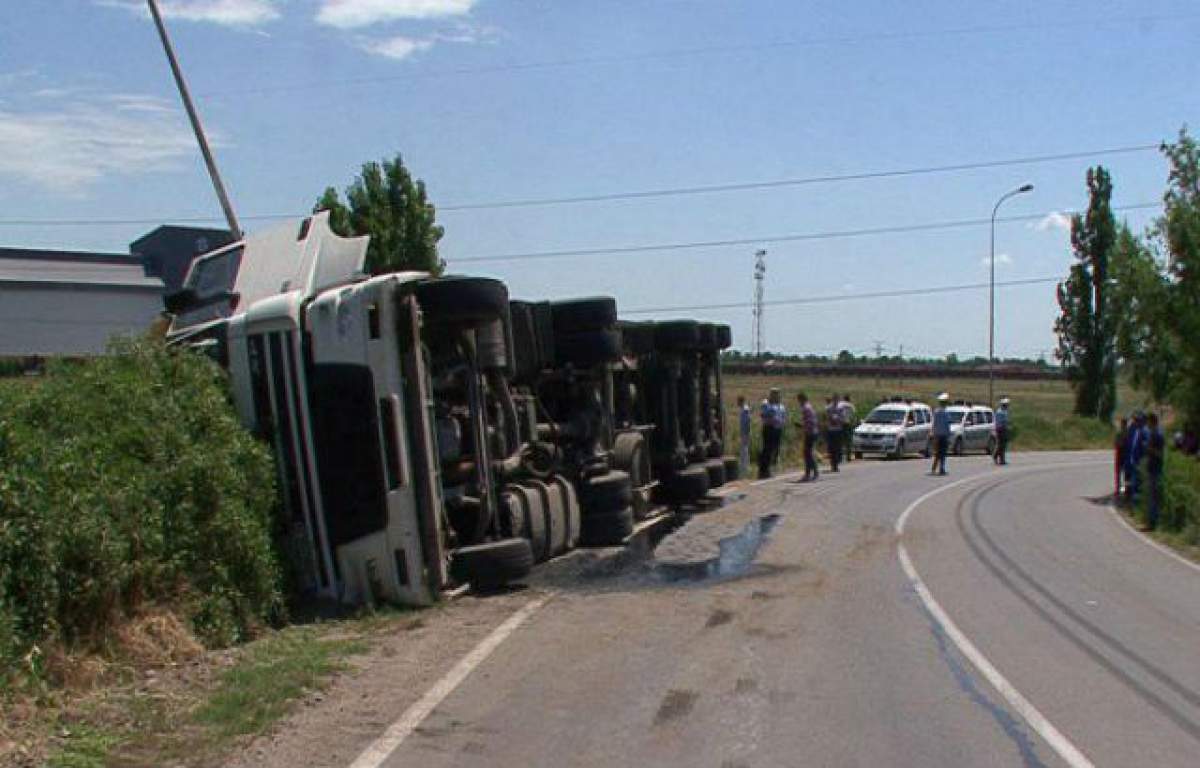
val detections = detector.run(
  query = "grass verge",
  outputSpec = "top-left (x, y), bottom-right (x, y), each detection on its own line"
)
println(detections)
top-left (36, 608), bottom-right (421, 768)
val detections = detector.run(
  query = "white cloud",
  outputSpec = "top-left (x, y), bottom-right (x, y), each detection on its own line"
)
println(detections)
top-left (980, 252), bottom-right (1014, 268)
top-left (96, 0), bottom-right (281, 27)
top-left (360, 35), bottom-right (435, 60)
top-left (1031, 211), bottom-right (1073, 233)
top-left (316, 0), bottom-right (477, 29)
top-left (0, 92), bottom-right (200, 193)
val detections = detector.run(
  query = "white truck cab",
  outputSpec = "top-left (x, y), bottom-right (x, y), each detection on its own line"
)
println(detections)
top-left (852, 400), bottom-right (933, 459)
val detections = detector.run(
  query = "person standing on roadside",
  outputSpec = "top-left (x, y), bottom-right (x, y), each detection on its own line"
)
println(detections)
top-left (839, 393), bottom-right (857, 463)
top-left (824, 394), bottom-right (843, 472)
top-left (738, 395), bottom-right (751, 480)
top-left (931, 392), bottom-right (952, 476)
top-left (1144, 412), bottom-right (1165, 531)
top-left (994, 397), bottom-right (1011, 465)
top-left (1126, 411), bottom-right (1147, 501)
top-left (797, 392), bottom-right (820, 481)
top-left (1114, 417), bottom-right (1129, 498)
top-left (758, 388), bottom-right (785, 479)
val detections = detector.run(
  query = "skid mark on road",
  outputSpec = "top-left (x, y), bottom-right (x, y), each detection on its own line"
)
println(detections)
top-left (961, 484), bottom-right (1200, 741)
top-left (895, 462), bottom-right (1102, 768)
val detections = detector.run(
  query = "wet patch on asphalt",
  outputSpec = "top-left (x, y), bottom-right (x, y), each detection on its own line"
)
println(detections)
top-left (653, 689), bottom-right (700, 725)
top-left (922, 603), bottom-right (1047, 768)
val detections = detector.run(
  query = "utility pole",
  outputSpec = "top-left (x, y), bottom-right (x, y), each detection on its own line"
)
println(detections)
top-left (752, 249), bottom-right (767, 358)
top-left (146, 0), bottom-right (243, 240)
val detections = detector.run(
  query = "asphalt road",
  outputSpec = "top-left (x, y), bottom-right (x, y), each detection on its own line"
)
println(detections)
top-left (376, 451), bottom-right (1200, 767)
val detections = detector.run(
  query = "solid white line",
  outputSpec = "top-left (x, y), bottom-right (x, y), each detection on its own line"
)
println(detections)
top-left (346, 593), bottom-right (553, 768)
top-left (1106, 503), bottom-right (1200, 575)
top-left (895, 463), bottom-right (1102, 768)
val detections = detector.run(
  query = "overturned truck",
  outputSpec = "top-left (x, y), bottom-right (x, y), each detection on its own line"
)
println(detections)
top-left (166, 214), bottom-right (735, 605)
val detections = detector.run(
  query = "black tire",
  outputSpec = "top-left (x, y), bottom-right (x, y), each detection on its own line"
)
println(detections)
top-left (654, 320), bottom-right (700, 351)
top-left (415, 276), bottom-right (508, 326)
top-left (580, 506), bottom-right (634, 546)
top-left (723, 456), bottom-right (740, 481)
top-left (987, 435), bottom-right (997, 456)
top-left (508, 301), bottom-right (543, 380)
top-left (715, 324), bottom-right (732, 350)
top-left (703, 457), bottom-right (726, 488)
top-left (658, 463), bottom-right (710, 504)
top-left (554, 328), bottom-right (623, 368)
top-left (550, 297), bottom-right (617, 333)
top-left (854, 451), bottom-right (863, 460)
top-left (450, 538), bottom-right (534, 591)
top-left (619, 321), bottom-right (656, 356)
top-left (578, 470), bottom-right (633, 515)
top-left (527, 479), bottom-right (563, 560)
top-left (697, 323), bottom-right (717, 349)
top-left (519, 484), bottom-right (549, 562)
top-left (612, 432), bottom-right (650, 488)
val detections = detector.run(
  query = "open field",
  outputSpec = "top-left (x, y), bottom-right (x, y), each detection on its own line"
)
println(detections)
top-left (722, 372), bottom-right (1142, 472)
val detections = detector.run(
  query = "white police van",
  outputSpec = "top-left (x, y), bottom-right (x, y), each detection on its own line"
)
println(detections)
top-left (852, 399), bottom-right (933, 459)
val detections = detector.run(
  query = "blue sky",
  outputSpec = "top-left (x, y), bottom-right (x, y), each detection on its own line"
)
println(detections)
top-left (1, 0), bottom-right (1197, 359)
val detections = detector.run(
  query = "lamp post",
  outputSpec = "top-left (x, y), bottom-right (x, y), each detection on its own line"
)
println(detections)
top-left (989, 183), bottom-right (1034, 406)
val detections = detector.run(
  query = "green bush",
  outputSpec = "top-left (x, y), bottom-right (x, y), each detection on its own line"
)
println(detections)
top-left (1140, 452), bottom-right (1200, 542)
top-left (0, 338), bottom-right (283, 677)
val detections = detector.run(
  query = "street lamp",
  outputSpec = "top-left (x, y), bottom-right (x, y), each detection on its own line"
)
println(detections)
top-left (989, 183), bottom-right (1034, 406)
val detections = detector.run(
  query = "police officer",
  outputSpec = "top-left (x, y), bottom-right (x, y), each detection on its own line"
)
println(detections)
top-left (994, 397), bottom-right (1010, 465)
top-left (931, 393), bottom-right (952, 476)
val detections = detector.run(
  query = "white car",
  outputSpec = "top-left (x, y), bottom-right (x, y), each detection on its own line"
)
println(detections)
top-left (946, 404), bottom-right (997, 456)
top-left (852, 401), bottom-right (933, 459)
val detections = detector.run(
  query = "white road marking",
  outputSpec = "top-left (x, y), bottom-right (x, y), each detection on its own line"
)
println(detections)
top-left (346, 593), bottom-right (553, 768)
top-left (895, 463), bottom-right (1102, 768)
top-left (1106, 503), bottom-right (1200, 575)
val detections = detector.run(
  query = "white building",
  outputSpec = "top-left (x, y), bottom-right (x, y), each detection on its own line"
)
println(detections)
top-left (0, 248), bottom-right (165, 357)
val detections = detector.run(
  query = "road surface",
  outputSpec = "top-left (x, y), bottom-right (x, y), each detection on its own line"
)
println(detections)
top-left (349, 452), bottom-right (1200, 767)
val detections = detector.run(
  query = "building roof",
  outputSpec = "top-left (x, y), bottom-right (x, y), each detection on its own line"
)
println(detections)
top-left (0, 247), bottom-right (163, 292)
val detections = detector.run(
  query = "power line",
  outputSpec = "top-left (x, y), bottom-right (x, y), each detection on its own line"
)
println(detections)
top-left (438, 144), bottom-right (1158, 212)
top-left (0, 144), bottom-right (1167, 228)
top-left (621, 276), bottom-right (1061, 315)
top-left (195, 12), bottom-right (1200, 100)
top-left (453, 203), bottom-right (1160, 264)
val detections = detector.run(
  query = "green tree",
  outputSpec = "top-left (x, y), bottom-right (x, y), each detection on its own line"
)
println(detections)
top-left (1055, 166), bottom-right (1118, 420)
top-left (1109, 224), bottom-right (1176, 403)
top-left (316, 154), bottom-right (445, 275)
top-left (1156, 129), bottom-right (1200, 424)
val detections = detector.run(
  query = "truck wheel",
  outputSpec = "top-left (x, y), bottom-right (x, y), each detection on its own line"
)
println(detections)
top-left (697, 323), bottom-right (717, 349)
top-left (450, 538), bottom-right (534, 592)
top-left (723, 456), bottom-right (740, 480)
top-left (529, 479), bottom-right (566, 559)
top-left (415, 276), bottom-right (508, 326)
top-left (550, 297), bottom-right (617, 333)
top-left (518, 484), bottom-right (549, 562)
top-left (552, 476), bottom-right (581, 550)
top-left (554, 328), bottom-right (623, 368)
top-left (612, 432), bottom-right (650, 488)
top-left (500, 488), bottom-right (528, 540)
top-left (579, 470), bottom-right (633, 515)
top-left (580, 506), bottom-right (635, 546)
top-left (703, 457), bottom-right (726, 488)
top-left (619, 322), bottom-right (655, 356)
top-left (508, 301), bottom-right (543, 381)
top-left (715, 324), bottom-right (733, 349)
top-left (654, 320), bottom-right (700, 351)
top-left (658, 463), bottom-right (710, 504)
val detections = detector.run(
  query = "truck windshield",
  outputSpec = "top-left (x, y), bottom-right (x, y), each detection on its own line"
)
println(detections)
top-left (865, 408), bottom-right (906, 425)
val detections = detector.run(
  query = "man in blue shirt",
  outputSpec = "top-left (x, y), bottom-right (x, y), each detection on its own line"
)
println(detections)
top-left (1144, 412), bottom-right (1165, 531)
top-left (931, 393), bottom-right (952, 476)
top-left (994, 398), bottom-right (1010, 465)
